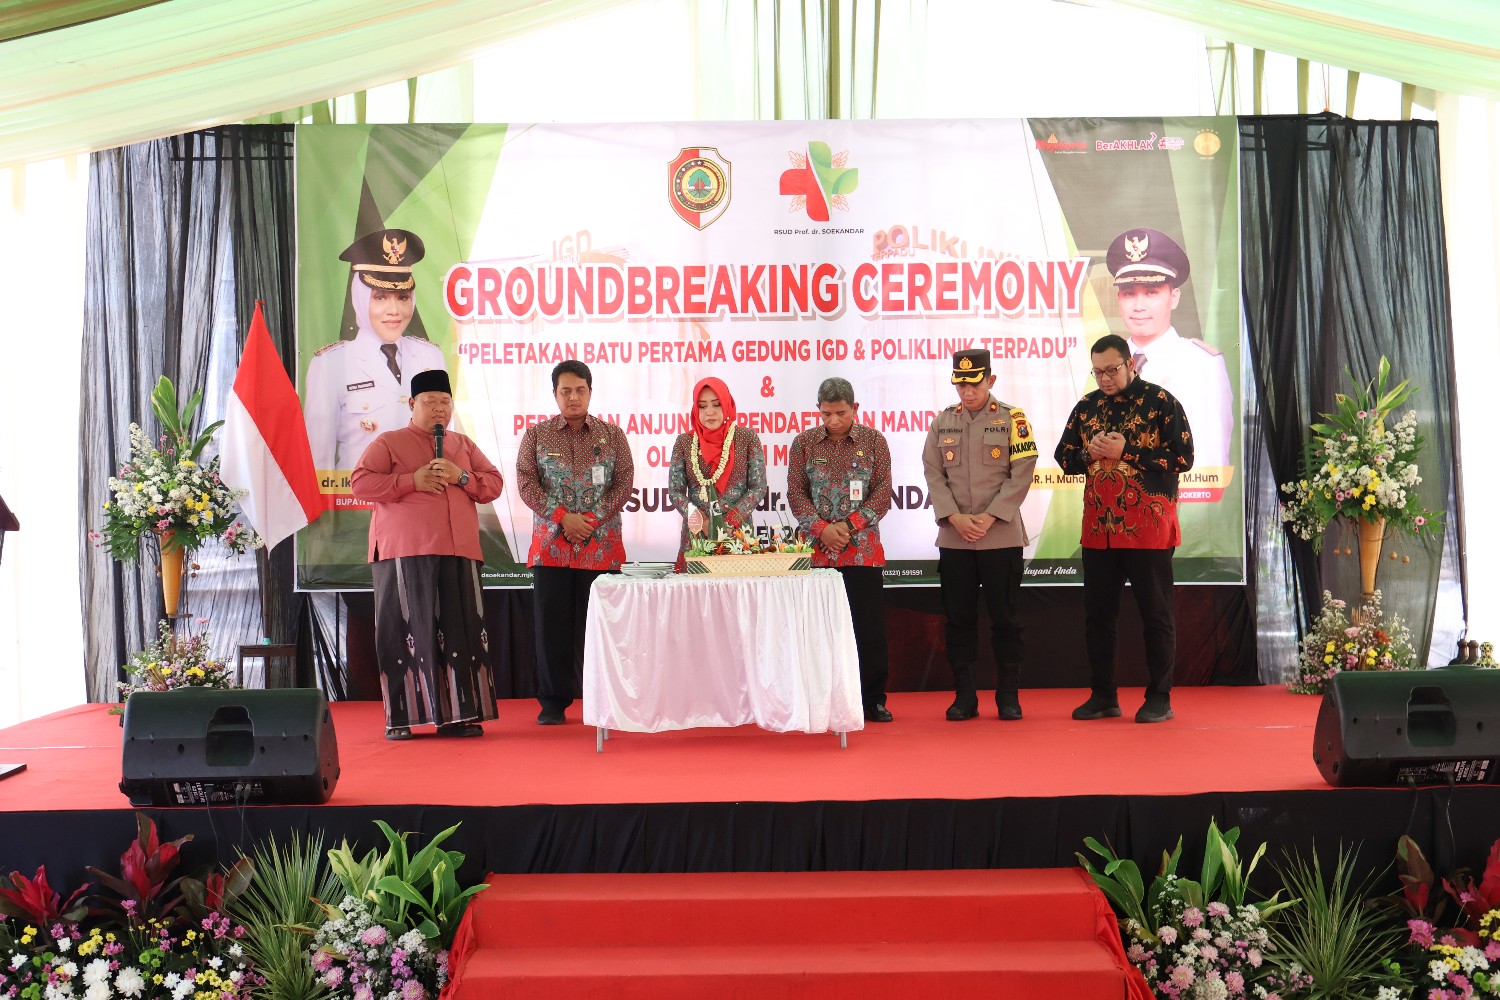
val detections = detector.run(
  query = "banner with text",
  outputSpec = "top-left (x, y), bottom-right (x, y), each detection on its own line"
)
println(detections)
top-left (294, 119), bottom-right (1243, 589)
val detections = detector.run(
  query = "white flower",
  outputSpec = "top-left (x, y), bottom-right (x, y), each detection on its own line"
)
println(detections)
top-left (10, 953), bottom-right (26, 970)
top-left (114, 967), bottom-right (147, 997)
top-left (84, 984), bottom-right (111, 1000)
top-left (163, 972), bottom-right (180, 988)
top-left (1376, 988), bottom-right (1405, 1000)
top-left (1430, 958), bottom-right (1450, 980)
top-left (82, 959), bottom-right (111, 986)
top-left (172, 979), bottom-right (194, 1000)
top-left (54, 936), bottom-right (72, 953)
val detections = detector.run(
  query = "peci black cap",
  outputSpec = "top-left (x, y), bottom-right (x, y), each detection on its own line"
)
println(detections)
top-left (1106, 228), bottom-right (1190, 287)
top-left (340, 229), bottom-right (426, 291)
top-left (951, 348), bottom-right (991, 384)
top-left (410, 368), bottom-right (452, 397)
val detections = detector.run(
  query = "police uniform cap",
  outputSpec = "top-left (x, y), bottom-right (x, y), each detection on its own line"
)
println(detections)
top-left (410, 368), bottom-right (452, 397)
top-left (340, 229), bottom-right (426, 291)
top-left (1106, 228), bottom-right (1190, 287)
top-left (951, 348), bottom-right (991, 384)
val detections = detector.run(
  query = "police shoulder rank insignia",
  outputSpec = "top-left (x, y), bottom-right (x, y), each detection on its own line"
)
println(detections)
top-left (990, 446), bottom-right (1002, 459)
top-left (1189, 338), bottom-right (1223, 356)
top-left (313, 340), bottom-right (346, 357)
top-left (941, 436), bottom-right (956, 445)
top-left (1008, 407), bottom-right (1038, 458)
top-left (989, 402), bottom-right (999, 412)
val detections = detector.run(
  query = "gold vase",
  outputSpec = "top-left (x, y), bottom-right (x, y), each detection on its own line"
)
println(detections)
top-left (1356, 515), bottom-right (1385, 604)
top-left (158, 531), bottom-right (185, 616)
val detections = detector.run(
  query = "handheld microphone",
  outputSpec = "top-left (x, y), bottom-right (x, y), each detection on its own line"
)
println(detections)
top-left (433, 423), bottom-right (445, 459)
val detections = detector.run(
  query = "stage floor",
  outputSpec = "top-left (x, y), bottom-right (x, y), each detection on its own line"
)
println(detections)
top-left (1, 687), bottom-right (1328, 813)
top-left (4, 686), bottom-right (1498, 881)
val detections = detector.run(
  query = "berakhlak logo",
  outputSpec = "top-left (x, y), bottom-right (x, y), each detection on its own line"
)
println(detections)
top-left (669, 148), bottom-right (731, 229)
top-left (779, 141), bottom-right (858, 222)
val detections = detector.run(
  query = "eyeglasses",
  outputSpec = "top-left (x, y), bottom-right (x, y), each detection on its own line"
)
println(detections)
top-left (1090, 362), bottom-right (1128, 381)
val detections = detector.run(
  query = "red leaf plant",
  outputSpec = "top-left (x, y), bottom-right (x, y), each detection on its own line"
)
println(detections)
top-left (1442, 837), bottom-right (1500, 930)
top-left (85, 811), bottom-right (193, 923)
top-left (0, 865), bottom-right (89, 925)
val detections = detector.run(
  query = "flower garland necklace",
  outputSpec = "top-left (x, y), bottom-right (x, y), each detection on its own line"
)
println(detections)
top-left (690, 424), bottom-right (736, 503)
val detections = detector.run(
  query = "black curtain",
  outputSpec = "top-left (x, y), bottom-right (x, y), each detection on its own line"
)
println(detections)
top-left (79, 127), bottom-right (355, 700)
top-left (1239, 115), bottom-right (1466, 675)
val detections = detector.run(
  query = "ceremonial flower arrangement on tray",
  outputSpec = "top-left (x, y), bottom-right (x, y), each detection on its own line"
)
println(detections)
top-left (1288, 590), bottom-right (1416, 695)
top-left (1278, 357), bottom-right (1440, 547)
top-left (97, 376), bottom-right (260, 561)
top-left (685, 516), bottom-right (815, 576)
top-left (117, 618), bottom-right (235, 703)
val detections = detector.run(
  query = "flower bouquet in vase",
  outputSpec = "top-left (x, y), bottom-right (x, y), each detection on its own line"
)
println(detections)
top-left (97, 376), bottom-right (260, 616)
top-left (1289, 590), bottom-right (1417, 694)
top-left (1278, 357), bottom-right (1440, 603)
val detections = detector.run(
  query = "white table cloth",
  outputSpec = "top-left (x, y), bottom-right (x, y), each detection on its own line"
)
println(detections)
top-left (582, 569), bottom-right (865, 736)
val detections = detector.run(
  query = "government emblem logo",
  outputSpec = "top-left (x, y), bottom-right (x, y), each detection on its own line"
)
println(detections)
top-left (669, 148), bottom-right (732, 230)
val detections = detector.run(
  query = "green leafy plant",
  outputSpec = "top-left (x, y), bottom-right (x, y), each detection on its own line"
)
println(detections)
top-left (325, 820), bottom-right (487, 949)
top-left (228, 830), bottom-right (342, 1000)
top-left (1268, 843), bottom-right (1410, 998)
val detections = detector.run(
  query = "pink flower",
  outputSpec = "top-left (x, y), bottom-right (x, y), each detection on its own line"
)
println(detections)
top-left (1225, 971), bottom-right (1244, 994)
top-left (1206, 902), bottom-right (1229, 919)
top-left (401, 981), bottom-right (427, 1000)
top-left (1159, 926), bottom-right (1178, 945)
top-left (322, 966), bottom-right (344, 988)
top-left (360, 925), bottom-right (387, 947)
top-left (1416, 516), bottom-right (1427, 526)
top-left (1246, 948), bottom-right (1263, 968)
top-left (1182, 907), bottom-right (1204, 928)
top-left (1170, 965), bottom-right (1195, 988)
top-left (1199, 944), bottom-right (1219, 962)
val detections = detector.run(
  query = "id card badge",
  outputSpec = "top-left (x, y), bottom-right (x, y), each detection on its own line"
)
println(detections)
top-left (591, 464), bottom-right (606, 486)
top-left (849, 479), bottom-right (863, 504)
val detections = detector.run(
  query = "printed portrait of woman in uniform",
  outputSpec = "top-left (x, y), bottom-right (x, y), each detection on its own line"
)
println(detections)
top-left (302, 228), bottom-right (447, 472)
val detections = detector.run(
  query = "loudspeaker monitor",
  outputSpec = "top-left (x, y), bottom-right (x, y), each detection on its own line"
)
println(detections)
top-left (120, 688), bottom-right (340, 806)
top-left (1313, 668), bottom-right (1500, 787)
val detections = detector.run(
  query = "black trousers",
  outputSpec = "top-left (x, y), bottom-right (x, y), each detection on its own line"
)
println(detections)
top-left (1081, 547), bottom-right (1176, 699)
top-left (937, 546), bottom-right (1025, 690)
top-left (836, 566), bottom-right (889, 711)
top-left (531, 565), bottom-right (608, 711)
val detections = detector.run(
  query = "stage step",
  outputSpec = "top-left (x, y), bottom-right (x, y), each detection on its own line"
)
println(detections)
top-left (446, 869), bottom-right (1131, 999)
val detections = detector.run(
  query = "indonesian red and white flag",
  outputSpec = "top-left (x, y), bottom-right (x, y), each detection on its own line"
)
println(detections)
top-left (220, 302), bottom-right (322, 551)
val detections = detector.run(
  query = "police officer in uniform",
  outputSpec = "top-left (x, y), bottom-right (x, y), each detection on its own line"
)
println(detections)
top-left (922, 350), bottom-right (1039, 721)
top-left (304, 229), bottom-right (448, 472)
top-left (1107, 227), bottom-right (1234, 472)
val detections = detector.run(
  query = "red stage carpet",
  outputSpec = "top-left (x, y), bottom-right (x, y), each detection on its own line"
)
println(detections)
top-left (0, 687), bottom-right (1326, 813)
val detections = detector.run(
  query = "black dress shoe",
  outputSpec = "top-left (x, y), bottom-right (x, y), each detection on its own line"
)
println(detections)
top-left (437, 721), bottom-right (484, 737)
top-left (864, 705), bottom-right (893, 723)
top-left (536, 707), bottom-right (566, 726)
top-left (996, 695), bottom-right (1023, 721)
top-left (1071, 694), bottom-right (1122, 720)
top-left (1135, 697), bottom-right (1174, 724)
top-left (945, 694), bottom-right (979, 721)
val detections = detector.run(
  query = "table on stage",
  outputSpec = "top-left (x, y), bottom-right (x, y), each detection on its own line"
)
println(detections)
top-left (582, 569), bottom-right (865, 749)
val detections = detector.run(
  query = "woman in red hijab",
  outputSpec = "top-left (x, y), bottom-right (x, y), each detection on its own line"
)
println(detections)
top-left (667, 377), bottom-right (767, 570)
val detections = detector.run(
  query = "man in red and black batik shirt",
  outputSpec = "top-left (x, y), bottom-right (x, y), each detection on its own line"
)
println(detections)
top-left (787, 377), bottom-right (894, 723)
top-left (1054, 334), bottom-right (1194, 724)
top-left (515, 360), bottom-right (635, 726)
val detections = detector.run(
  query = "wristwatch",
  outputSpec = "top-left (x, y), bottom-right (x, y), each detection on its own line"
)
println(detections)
top-left (457, 469), bottom-right (470, 487)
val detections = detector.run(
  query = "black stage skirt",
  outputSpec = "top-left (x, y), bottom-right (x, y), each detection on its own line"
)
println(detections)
top-left (371, 555), bottom-right (499, 729)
